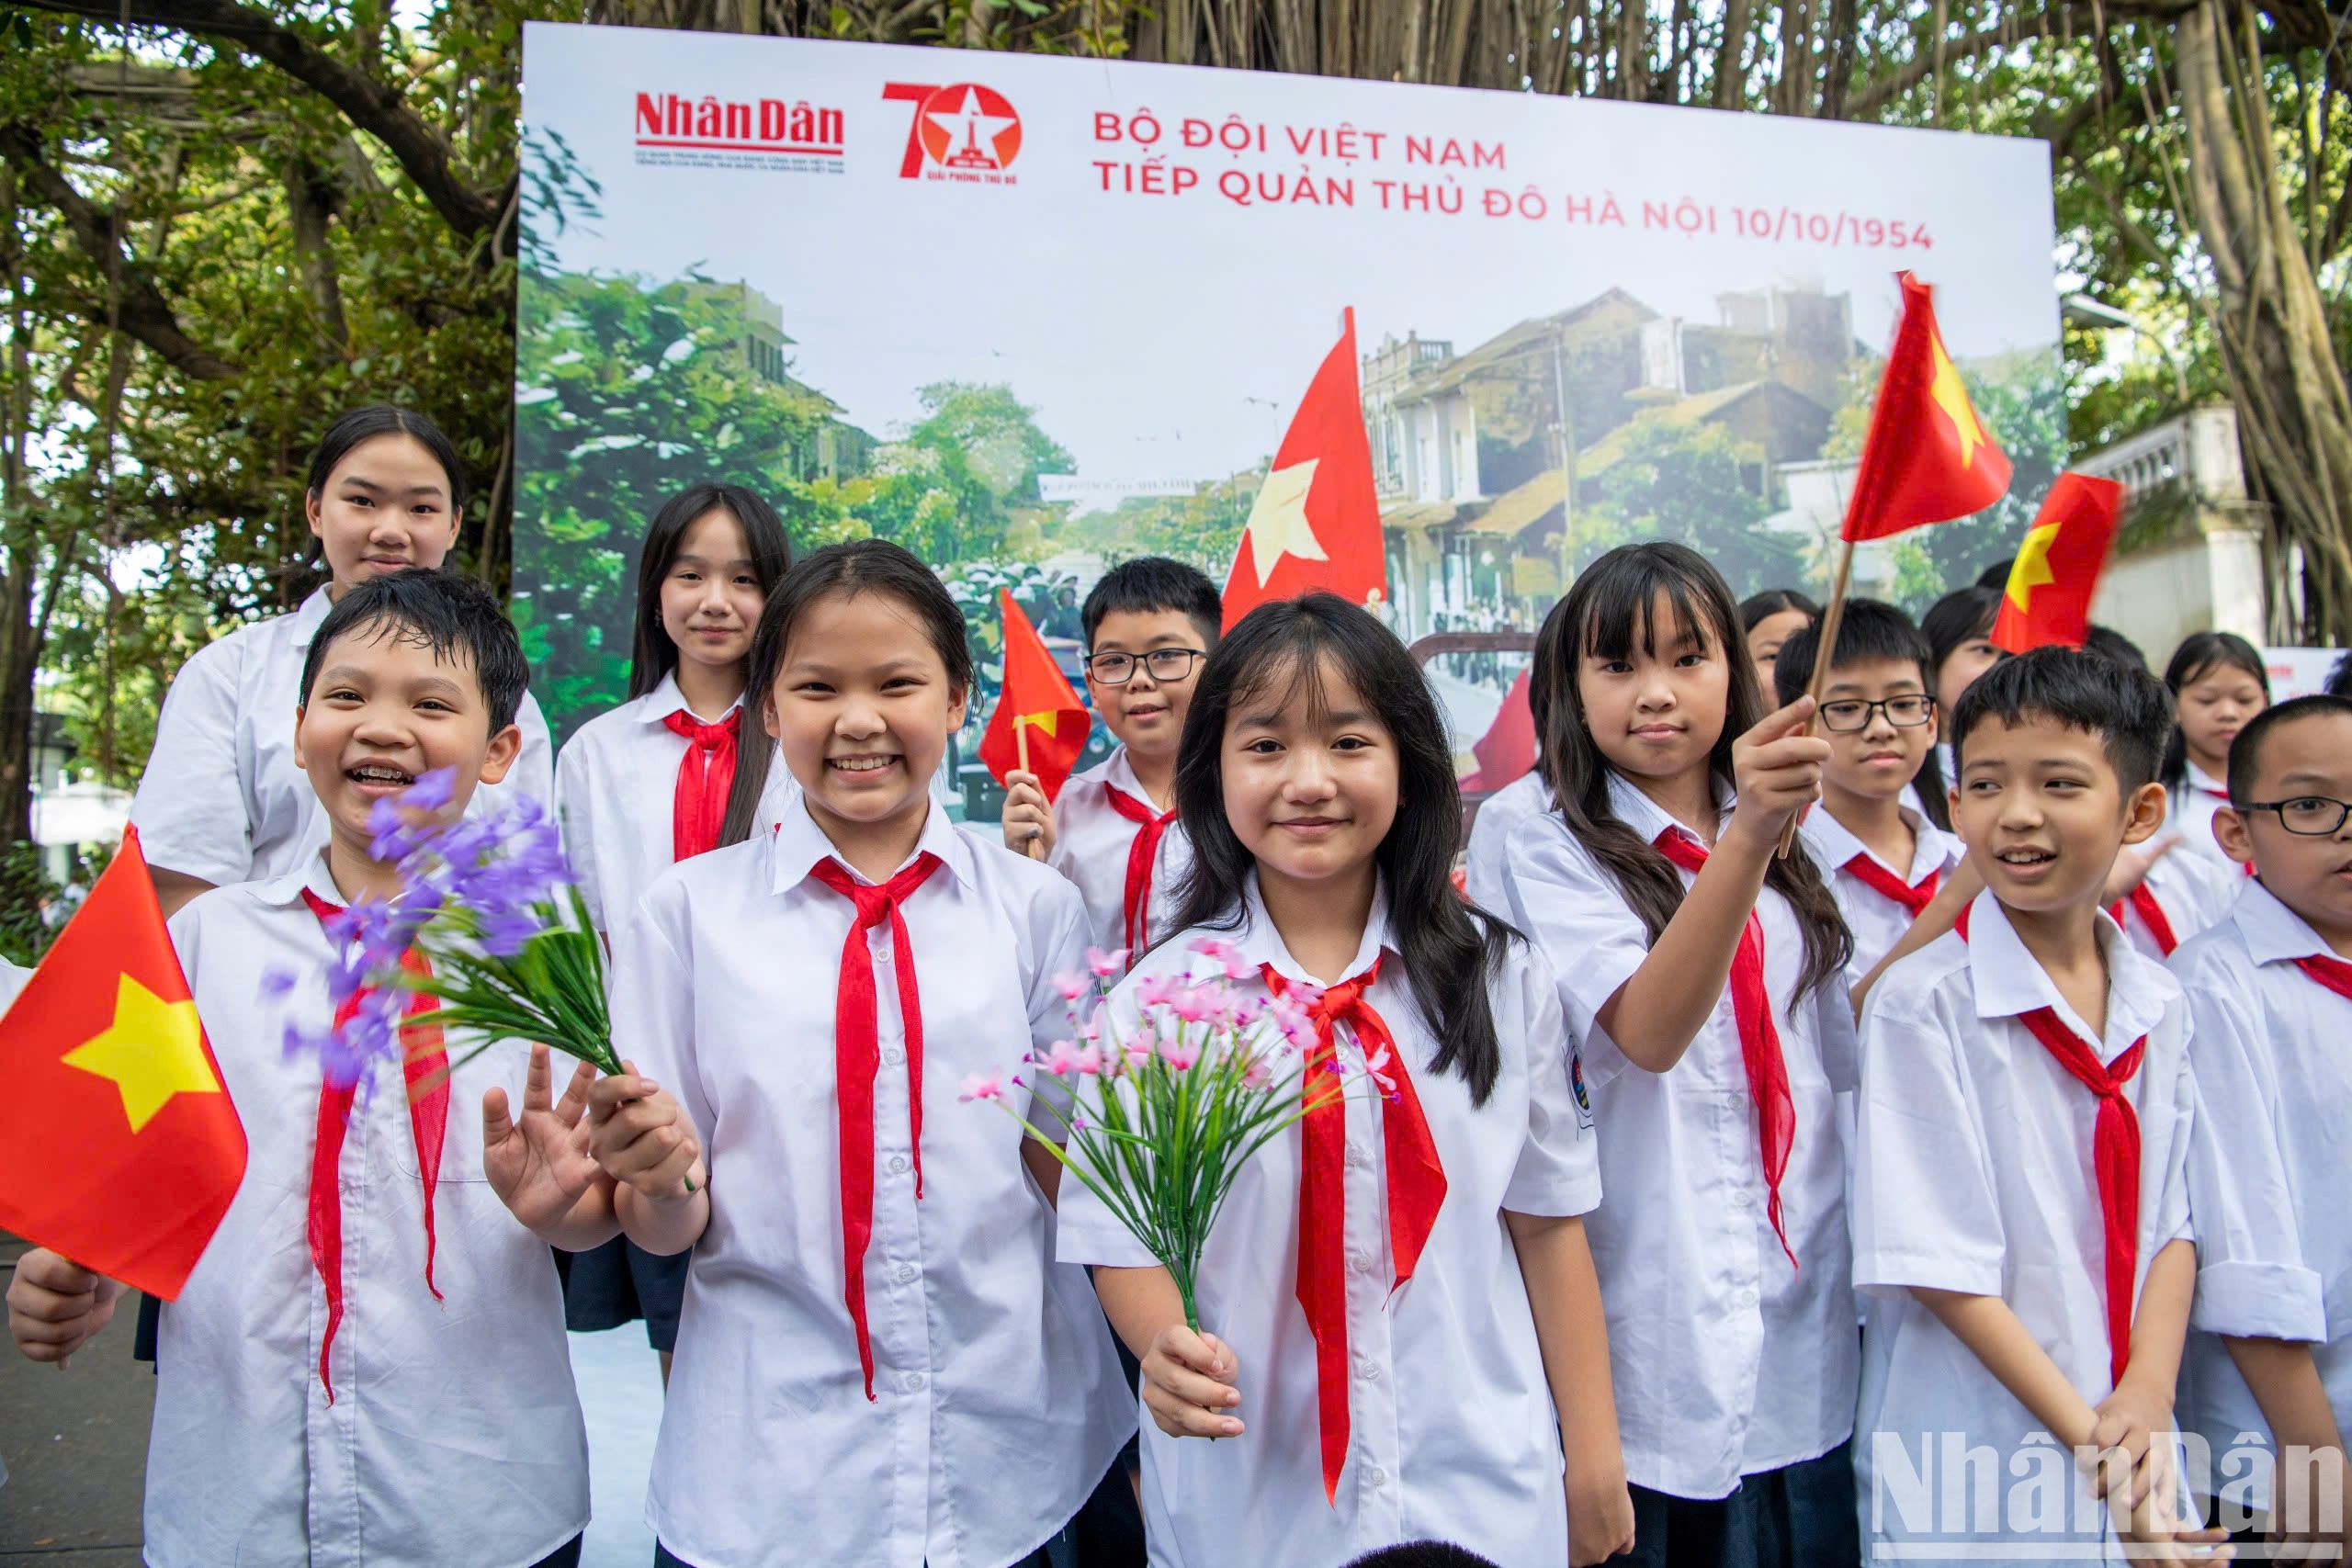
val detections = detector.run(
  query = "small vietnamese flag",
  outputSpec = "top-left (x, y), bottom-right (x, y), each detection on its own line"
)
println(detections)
top-left (1840, 273), bottom-right (2014, 542)
top-left (0, 825), bottom-right (245, 1298)
top-left (978, 588), bottom-right (1092, 802)
top-left (1221, 308), bottom-right (1388, 630)
top-left (1990, 474), bottom-right (2126, 653)
top-left (1459, 669), bottom-right (1537, 794)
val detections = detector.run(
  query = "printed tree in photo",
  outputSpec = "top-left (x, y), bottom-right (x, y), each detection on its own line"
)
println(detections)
top-left (1586, 418), bottom-right (1807, 601)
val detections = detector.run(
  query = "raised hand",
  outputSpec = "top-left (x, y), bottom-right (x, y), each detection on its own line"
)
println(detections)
top-left (483, 1043), bottom-right (605, 1236)
top-left (6, 1248), bottom-right (123, 1368)
top-left (1727, 695), bottom-right (1831, 850)
top-left (1001, 771), bottom-right (1056, 862)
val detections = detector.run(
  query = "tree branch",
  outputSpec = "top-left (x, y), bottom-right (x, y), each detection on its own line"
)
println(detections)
top-left (0, 127), bottom-right (241, 381)
top-left (20, 0), bottom-right (501, 239)
top-left (1845, 0), bottom-right (2191, 118)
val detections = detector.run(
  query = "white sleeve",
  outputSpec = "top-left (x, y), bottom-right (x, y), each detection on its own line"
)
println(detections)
top-left (606, 882), bottom-right (712, 1166)
top-left (130, 639), bottom-right (255, 886)
top-left (493, 688), bottom-right (558, 807)
top-left (553, 735), bottom-right (605, 934)
top-left (1497, 812), bottom-right (1652, 1090)
top-left (1500, 941), bottom-right (1603, 1218)
top-left (2179, 956), bottom-right (2324, 1341)
top-left (1017, 872), bottom-right (1092, 1137)
top-left (1814, 966), bottom-right (1862, 1094)
top-left (1851, 985), bottom-right (2007, 1297)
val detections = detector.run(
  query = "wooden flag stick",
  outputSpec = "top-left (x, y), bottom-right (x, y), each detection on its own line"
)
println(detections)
top-left (1777, 536), bottom-right (1856, 859)
top-left (1013, 715), bottom-right (1045, 861)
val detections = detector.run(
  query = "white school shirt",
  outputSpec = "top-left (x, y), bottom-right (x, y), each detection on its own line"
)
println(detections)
top-left (1498, 773), bottom-right (1860, 1499)
top-left (1462, 768), bottom-right (1549, 912)
top-left (2175, 881), bottom-right (2352, 1514)
top-left (1798, 804), bottom-right (1967, 986)
top-left (130, 586), bottom-right (556, 887)
top-left (145, 855), bottom-right (589, 1568)
top-left (1046, 745), bottom-right (1194, 957)
top-left (2116, 838), bottom-right (2239, 964)
top-left (1851, 895), bottom-right (2196, 1559)
top-left (608, 798), bottom-right (1134, 1568)
top-left (1054, 876), bottom-right (1602, 1568)
top-left (2171, 765), bottom-right (2235, 866)
top-left (552, 671), bottom-right (799, 939)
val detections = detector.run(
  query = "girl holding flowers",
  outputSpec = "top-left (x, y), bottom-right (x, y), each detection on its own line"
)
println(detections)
top-left (1055, 592), bottom-right (1634, 1568)
top-left (583, 539), bottom-right (1133, 1568)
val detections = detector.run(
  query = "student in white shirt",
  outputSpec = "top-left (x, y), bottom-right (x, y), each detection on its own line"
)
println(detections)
top-left (8, 570), bottom-right (600, 1568)
top-left (551, 484), bottom-right (797, 1371)
top-left (583, 540), bottom-right (1133, 1568)
top-left (1056, 592), bottom-right (1631, 1568)
top-left (130, 405), bottom-right (554, 919)
top-left (2161, 631), bottom-right (2271, 866)
top-left (1921, 585), bottom-right (2007, 792)
top-left (1003, 557), bottom-right (1218, 960)
top-left (1771, 599), bottom-right (1964, 989)
top-left (1852, 648), bottom-right (2226, 1562)
top-left (1461, 632), bottom-right (1558, 913)
top-left (1496, 542), bottom-right (1860, 1568)
top-left (2175, 694), bottom-right (2352, 1551)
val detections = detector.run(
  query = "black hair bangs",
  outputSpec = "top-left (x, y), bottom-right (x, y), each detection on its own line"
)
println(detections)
top-left (1577, 553), bottom-right (1720, 667)
top-left (299, 567), bottom-right (529, 735)
top-left (1950, 645), bottom-right (2171, 794)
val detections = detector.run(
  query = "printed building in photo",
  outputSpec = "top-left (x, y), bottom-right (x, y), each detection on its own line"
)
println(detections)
top-left (1364, 281), bottom-right (1859, 636)
top-left (690, 279), bottom-right (876, 482)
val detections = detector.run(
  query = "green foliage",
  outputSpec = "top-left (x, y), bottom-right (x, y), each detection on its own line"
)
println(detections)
top-left (0, 841), bottom-right (58, 965)
top-left (1585, 418), bottom-right (1805, 600)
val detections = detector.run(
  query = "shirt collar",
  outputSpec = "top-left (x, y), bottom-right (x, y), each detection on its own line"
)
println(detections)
top-left (631, 669), bottom-right (741, 727)
top-left (2232, 877), bottom-right (2344, 967)
top-left (251, 849), bottom-right (392, 919)
top-left (1232, 870), bottom-right (1395, 987)
top-left (768, 791), bottom-right (973, 896)
top-left (1100, 745), bottom-right (1166, 811)
top-left (290, 585), bottom-right (335, 636)
top-left (1606, 769), bottom-right (1732, 848)
top-left (1801, 804), bottom-right (1954, 884)
top-left (2187, 761), bottom-right (2229, 798)
top-left (1965, 891), bottom-right (2180, 1058)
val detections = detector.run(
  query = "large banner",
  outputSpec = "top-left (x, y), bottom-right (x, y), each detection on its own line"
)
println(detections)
top-left (514, 22), bottom-right (2061, 808)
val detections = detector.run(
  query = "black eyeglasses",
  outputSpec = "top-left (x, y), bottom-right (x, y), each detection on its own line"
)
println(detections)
top-left (2238, 795), bottom-right (2352, 836)
top-left (1817, 694), bottom-right (1937, 733)
top-left (1084, 648), bottom-right (1205, 685)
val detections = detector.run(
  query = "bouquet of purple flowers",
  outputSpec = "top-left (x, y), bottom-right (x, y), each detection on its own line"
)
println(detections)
top-left (277, 769), bottom-right (620, 1098)
top-left (965, 936), bottom-right (1389, 1331)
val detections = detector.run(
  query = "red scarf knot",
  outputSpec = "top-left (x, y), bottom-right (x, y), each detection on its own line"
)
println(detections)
top-left (1103, 785), bottom-right (1178, 964)
top-left (810, 852), bottom-right (944, 1401)
top-left (663, 707), bottom-right (741, 863)
top-left (1654, 828), bottom-right (1799, 1268)
top-left (1842, 852), bottom-right (1940, 919)
top-left (2016, 1005), bottom-right (2146, 1388)
top-left (299, 886), bottom-right (449, 1404)
top-left (2294, 953), bottom-right (2352, 1006)
top-left (1262, 960), bottom-right (1446, 1506)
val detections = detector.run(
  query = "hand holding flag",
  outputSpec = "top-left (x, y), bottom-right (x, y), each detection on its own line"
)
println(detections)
top-left (979, 589), bottom-right (1092, 834)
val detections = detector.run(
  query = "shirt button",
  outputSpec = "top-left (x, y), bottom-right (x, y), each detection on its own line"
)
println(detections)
top-left (902, 1371), bottom-right (925, 1393)
top-left (1344, 1142), bottom-right (1370, 1168)
top-left (888, 1155), bottom-right (910, 1176)
top-left (1367, 1467), bottom-right (1388, 1488)
top-left (881, 1046), bottom-right (905, 1066)
top-left (1349, 1250), bottom-right (1375, 1275)
top-left (1356, 1359), bottom-right (1381, 1382)
top-left (896, 1263), bottom-right (919, 1285)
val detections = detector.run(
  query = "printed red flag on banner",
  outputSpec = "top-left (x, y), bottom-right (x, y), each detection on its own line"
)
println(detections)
top-left (1990, 473), bottom-right (2126, 654)
top-left (0, 825), bottom-right (245, 1298)
top-left (1841, 273), bottom-right (2014, 542)
top-left (978, 588), bottom-right (1092, 801)
top-left (1460, 668), bottom-right (1537, 794)
top-left (1222, 308), bottom-right (1388, 630)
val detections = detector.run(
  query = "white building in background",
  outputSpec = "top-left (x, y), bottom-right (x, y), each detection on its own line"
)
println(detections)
top-left (2078, 404), bottom-right (2267, 657)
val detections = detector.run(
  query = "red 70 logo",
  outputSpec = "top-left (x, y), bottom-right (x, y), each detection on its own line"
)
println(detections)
top-left (882, 83), bottom-right (939, 179)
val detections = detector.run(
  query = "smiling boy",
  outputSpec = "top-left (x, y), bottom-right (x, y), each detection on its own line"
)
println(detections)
top-left (2174, 694), bottom-right (2352, 1552)
top-left (1004, 558), bottom-right (1221, 959)
top-left (1850, 648), bottom-right (2227, 1562)
top-left (7, 569), bottom-right (603, 1568)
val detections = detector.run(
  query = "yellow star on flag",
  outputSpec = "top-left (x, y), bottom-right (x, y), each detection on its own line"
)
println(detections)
top-left (1240, 458), bottom-right (1325, 588)
top-left (1928, 334), bottom-right (1986, 468)
top-left (2005, 521), bottom-right (2061, 613)
top-left (62, 975), bottom-right (220, 1134)
top-left (1016, 710), bottom-right (1061, 737)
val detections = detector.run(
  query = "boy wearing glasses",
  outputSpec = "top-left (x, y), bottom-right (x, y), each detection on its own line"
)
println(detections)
top-left (2174, 694), bottom-right (2352, 1551)
top-left (1001, 557), bottom-right (1220, 961)
top-left (1774, 599), bottom-right (1968, 993)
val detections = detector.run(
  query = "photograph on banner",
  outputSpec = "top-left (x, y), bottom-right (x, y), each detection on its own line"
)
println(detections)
top-left (511, 21), bottom-right (2061, 820)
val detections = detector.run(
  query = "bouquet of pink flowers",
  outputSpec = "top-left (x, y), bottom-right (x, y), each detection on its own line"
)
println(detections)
top-left (276, 769), bottom-right (622, 1098)
top-left (964, 936), bottom-right (1391, 1331)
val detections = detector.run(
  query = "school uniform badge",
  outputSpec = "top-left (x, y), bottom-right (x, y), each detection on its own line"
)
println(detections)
top-left (1570, 1046), bottom-right (1594, 1130)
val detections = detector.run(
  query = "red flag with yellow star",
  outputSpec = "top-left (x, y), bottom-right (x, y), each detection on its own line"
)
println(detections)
top-left (0, 826), bottom-right (244, 1298)
top-left (1840, 273), bottom-right (2014, 541)
top-left (978, 588), bottom-right (1092, 801)
top-left (1989, 473), bottom-right (2125, 653)
top-left (1221, 307), bottom-right (1387, 630)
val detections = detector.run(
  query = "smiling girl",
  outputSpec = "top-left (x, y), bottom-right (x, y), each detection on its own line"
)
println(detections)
top-left (584, 539), bottom-right (1132, 1568)
top-left (1497, 543), bottom-right (1858, 1568)
top-left (1057, 593), bottom-right (1632, 1568)
top-left (130, 406), bottom-right (554, 917)
top-left (549, 482), bottom-right (795, 1374)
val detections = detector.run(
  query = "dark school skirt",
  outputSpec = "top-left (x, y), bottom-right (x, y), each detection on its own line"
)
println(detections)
top-left (1622, 1440), bottom-right (1861, 1568)
top-left (556, 1235), bottom-right (689, 1353)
